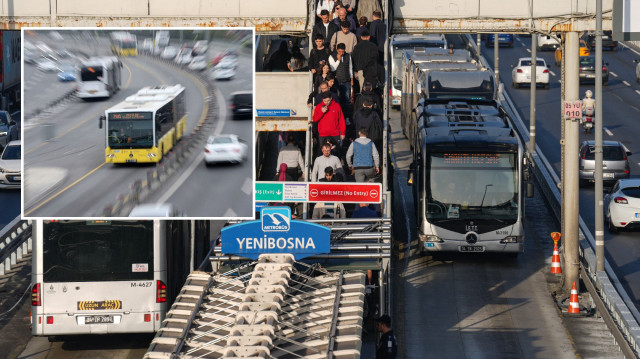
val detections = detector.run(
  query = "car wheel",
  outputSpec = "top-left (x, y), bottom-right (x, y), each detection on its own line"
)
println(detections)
top-left (204, 161), bottom-right (211, 168)
top-left (543, 83), bottom-right (549, 89)
top-left (636, 76), bottom-right (640, 84)
top-left (604, 79), bottom-right (609, 86)
top-left (512, 82), bottom-right (520, 89)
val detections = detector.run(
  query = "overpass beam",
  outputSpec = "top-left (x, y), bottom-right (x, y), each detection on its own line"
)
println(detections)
top-left (563, 31), bottom-right (581, 293)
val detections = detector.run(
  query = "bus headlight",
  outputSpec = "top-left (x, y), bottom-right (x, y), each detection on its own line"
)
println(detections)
top-left (147, 153), bottom-right (157, 158)
top-left (501, 236), bottom-right (521, 244)
top-left (422, 235), bottom-right (442, 243)
top-left (106, 154), bottom-right (115, 158)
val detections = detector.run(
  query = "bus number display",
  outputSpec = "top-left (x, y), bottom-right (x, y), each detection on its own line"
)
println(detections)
top-left (109, 112), bottom-right (152, 120)
top-left (443, 153), bottom-right (501, 165)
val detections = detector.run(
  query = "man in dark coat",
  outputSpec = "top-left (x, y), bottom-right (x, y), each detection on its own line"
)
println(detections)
top-left (312, 10), bottom-right (339, 49)
top-left (351, 30), bottom-right (379, 91)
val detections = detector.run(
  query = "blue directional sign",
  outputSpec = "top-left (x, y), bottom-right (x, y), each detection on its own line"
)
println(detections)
top-left (256, 109), bottom-right (294, 117)
top-left (221, 206), bottom-right (331, 260)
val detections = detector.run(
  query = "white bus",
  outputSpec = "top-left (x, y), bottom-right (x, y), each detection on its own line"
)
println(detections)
top-left (77, 56), bottom-right (122, 99)
top-left (31, 220), bottom-right (208, 339)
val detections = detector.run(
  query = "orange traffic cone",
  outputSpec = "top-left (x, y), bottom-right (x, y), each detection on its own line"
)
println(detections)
top-left (550, 242), bottom-right (562, 274)
top-left (568, 282), bottom-right (580, 314)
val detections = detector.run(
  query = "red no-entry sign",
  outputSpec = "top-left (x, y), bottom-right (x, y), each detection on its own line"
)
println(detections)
top-left (308, 183), bottom-right (382, 203)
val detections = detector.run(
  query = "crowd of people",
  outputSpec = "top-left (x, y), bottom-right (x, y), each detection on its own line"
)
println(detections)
top-left (267, 1), bottom-right (387, 220)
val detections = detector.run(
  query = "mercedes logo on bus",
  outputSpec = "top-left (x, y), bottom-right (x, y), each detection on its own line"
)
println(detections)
top-left (465, 232), bottom-right (478, 245)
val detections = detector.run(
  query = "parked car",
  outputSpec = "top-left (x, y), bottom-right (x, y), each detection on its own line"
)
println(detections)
top-left (141, 38), bottom-right (154, 54)
top-left (193, 40), bottom-right (209, 56)
top-left (160, 46), bottom-right (179, 59)
top-left (585, 30), bottom-right (618, 51)
top-left (536, 34), bottom-right (559, 51)
top-left (230, 91), bottom-right (253, 120)
top-left (0, 140), bottom-right (21, 189)
top-left (511, 57), bottom-right (550, 89)
top-left (188, 56), bottom-right (208, 71)
top-left (578, 55), bottom-right (609, 85)
top-left (0, 111), bottom-right (19, 151)
top-left (604, 178), bottom-right (640, 233)
top-left (175, 49), bottom-right (193, 65)
top-left (485, 34), bottom-right (514, 48)
top-left (212, 62), bottom-right (236, 80)
top-left (203, 134), bottom-right (248, 165)
top-left (579, 140), bottom-right (631, 186)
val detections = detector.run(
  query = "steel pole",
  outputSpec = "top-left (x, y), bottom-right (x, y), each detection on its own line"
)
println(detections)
top-left (494, 33), bottom-right (499, 86)
top-left (530, 35), bottom-right (537, 153)
top-left (595, 0), bottom-right (605, 271)
top-left (563, 32), bottom-right (581, 293)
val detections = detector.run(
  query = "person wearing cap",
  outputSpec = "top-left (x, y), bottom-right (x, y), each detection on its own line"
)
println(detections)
top-left (375, 314), bottom-right (397, 359)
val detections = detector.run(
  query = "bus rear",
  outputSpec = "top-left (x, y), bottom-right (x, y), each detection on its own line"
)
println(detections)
top-left (31, 220), bottom-right (168, 337)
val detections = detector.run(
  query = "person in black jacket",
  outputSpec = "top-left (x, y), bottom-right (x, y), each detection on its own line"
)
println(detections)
top-left (353, 81), bottom-right (382, 117)
top-left (351, 30), bottom-right (379, 91)
top-left (375, 315), bottom-right (397, 359)
top-left (353, 97), bottom-right (381, 141)
top-left (266, 41), bottom-right (291, 72)
top-left (312, 10), bottom-right (339, 49)
top-left (308, 34), bottom-right (331, 75)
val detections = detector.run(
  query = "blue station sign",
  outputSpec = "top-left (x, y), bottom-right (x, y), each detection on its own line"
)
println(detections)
top-left (221, 207), bottom-right (331, 260)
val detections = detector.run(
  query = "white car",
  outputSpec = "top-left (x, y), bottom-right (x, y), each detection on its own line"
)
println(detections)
top-left (218, 56), bottom-right (237, 69)
top-left (203, 134), bottom-right (248, 166)
top-left (129, 203), bottom-right (186, 217)
top-left (212, 62), bottom-right (236, 80)
top-left (536, 34), bottom-right (559, 51)
top-left (0, 140), bottom-right (21, 189)
top-left (36, 57), bottom-right (59, 72)
top-left (175, 51), bottom-right (193, 65)
top-left (193, 40), bottom-right (209, 56)
top-left (511, 57), bottom-right (550, 89)
top-left (188, 56), bottom-right (208, 71)
top-left (605, 179), bottom-right (640, 233)
top-left (161, 46), bottom-right (179, 59)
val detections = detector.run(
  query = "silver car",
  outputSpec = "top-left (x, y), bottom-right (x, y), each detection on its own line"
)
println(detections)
top-left (579, 140), bottom-right (631, 186)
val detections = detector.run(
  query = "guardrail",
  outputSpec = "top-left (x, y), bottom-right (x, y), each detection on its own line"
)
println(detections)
top-left (466, 34), bottom-right (640, 356)
top-left (0, 218), bottom-right (33, 276)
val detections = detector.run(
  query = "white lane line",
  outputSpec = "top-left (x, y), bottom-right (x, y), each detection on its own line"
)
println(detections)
top-left (619, 42), bottom-right (640, 56)
top-left (525, 48), bottom-right (531, 53)
top-left (558, 79), bottom-right (562, 83)
top-left (623, 80), bottom-right (631, 86)
top-left (549, 70), bottom-right (557, 77)
top-left (636, 90), bottom-right (640, 96)
top-left (604, 127), bottom-right (614, 136)
top-left (610, 71), bottom-right (618, 77)
top-left (224, 208), bottom-right (237, 217)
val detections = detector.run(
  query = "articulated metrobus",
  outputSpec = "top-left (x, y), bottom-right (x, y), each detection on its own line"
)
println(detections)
top-left (100, 84), bottom-right (186, 164)
top-left (409, 98), bottom-right (527, 256)
top-left (31, 220), bottom-right (210, 339)
top-left (110, 31), bottom-right (138, 56)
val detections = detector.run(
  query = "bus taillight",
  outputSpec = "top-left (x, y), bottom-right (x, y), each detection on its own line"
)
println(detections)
top-left (156, 280), bottom-right (167, 303)
top-left (31, 283), bottom-right (41, 306)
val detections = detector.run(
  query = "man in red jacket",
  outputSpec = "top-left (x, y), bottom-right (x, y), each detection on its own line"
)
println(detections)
top-left (312, 91), bottom-right (346, 156)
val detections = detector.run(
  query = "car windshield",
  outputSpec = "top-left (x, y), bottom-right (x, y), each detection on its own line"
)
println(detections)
top-left (584, 145), bottom-right (624, 160)
top-left (1, 145), bottom-right (21, 160)
top-left (580, 57), bottom-right (595, 66)
top-left (210, 137), bottom-right (234, 145)
top-left (520, 60), bottom-right (545, 66)
top-left (621, 186), bottom-right (640, 198)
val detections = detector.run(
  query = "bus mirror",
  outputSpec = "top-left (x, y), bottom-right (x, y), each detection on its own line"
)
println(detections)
top-left (99, 115), bottom-right (105, 129)
top-left (526, 182), bottom-right (534, 198)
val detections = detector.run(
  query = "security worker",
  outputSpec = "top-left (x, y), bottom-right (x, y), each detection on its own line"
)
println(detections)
top-left (375, 314), bottom-right (398, 359)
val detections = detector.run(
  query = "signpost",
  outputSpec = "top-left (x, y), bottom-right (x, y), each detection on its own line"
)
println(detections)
top-left (254, 181), bottom-right (382, 203)
top-left (563, 100), bottom-right (582, 120)
top-left (221, 207), bottom-right (331, 260)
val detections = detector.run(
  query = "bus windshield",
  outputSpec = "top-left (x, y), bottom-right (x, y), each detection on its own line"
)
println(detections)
top-left (42, 220), bottom-right (154, 282)
top-left (80, 66), bottom-right (103, 82)
top-left (107, 112), bottom-right (154, 149)
top-left (426, 152), bottom-right (518, 222)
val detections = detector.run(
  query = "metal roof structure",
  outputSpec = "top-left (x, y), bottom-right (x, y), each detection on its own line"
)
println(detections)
top-left (145, 254), bottom-right (366, 358)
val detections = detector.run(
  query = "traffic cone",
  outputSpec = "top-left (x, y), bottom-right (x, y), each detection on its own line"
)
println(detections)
top-left (568, 282), bottom-right (580, 314)
top-left (550, 242), bottom-right (562, 274)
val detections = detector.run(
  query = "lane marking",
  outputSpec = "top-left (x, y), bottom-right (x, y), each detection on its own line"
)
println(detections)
top-left (636, 89), bottom-right (640, 96)
top-left (224, 208), bottom-right (237, 217)
top-left (604, 127), bottom-right (613, 136)
top-left (610, 71), bottom-right (618, 77)
top-left (25, 162), bottom-right (107, 216)
top-left (525, 48), bottom-right (531, 53)
top-left (241, 177), bottom-right (252, 195)
top-left (549, 70), bottom-right (556, 77)
top-left (623, 80), bottom-right (631, 86)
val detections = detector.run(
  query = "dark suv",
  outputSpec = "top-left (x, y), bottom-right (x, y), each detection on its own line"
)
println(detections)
top-left (579, 55), bottom-right (609, 85)
top-left (579, 140), bottom-right (631, 185)
top-left (586, 30), bottom-right (618, 51)
top-left (230, 91), bottom-right (253, 120)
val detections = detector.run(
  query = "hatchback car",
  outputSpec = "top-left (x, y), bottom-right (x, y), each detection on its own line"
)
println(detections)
top-left (579, 140), bottom-right (631, 186)
top-left (0, 111), bottom-right (19, 150)
top-left (511, 57), bottom-right (550, 89)
top-left (536, 34), bottom-right (559, 51)
top-left (0, 140), bottom-right (21, 189)
top-left (203, 134), bottom-right (248, 165)
top-left (160, 46), bottom-right (179, 59)
top-left (605, 179), bottom-right (640, 233)
top-left (188, 56), bottom-right (208, 71)
top-left (579, 55), bottom-right (609, 85)
top-left (485, 34), bottom-right (514, 48)
top-left (212, 62), bottom-right (236, 80)
top-left (230, 91), bottom-right (253, 120)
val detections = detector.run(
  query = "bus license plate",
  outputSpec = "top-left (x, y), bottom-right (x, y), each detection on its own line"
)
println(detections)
top-left (84, 315), bottom-right (114, 324)
top-left (125, 159), bottom-right (137, 163)
top-left (459, 246), bottom-right (485, 252)
top-left (603, 173), bottom-right (614, 179)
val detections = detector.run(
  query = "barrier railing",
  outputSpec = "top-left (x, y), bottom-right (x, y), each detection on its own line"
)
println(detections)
top-left (0, 218), bottom-right (32, 276)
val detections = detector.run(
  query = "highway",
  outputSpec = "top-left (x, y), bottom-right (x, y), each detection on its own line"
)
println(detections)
top-left (480, 35), bottom-right (640, 313)
top-left (22, 31), bottom-right (253, 218)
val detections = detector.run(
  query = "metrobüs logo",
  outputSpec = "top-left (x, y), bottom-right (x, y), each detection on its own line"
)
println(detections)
top-left (261, 207), bottom-right (291, 232)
